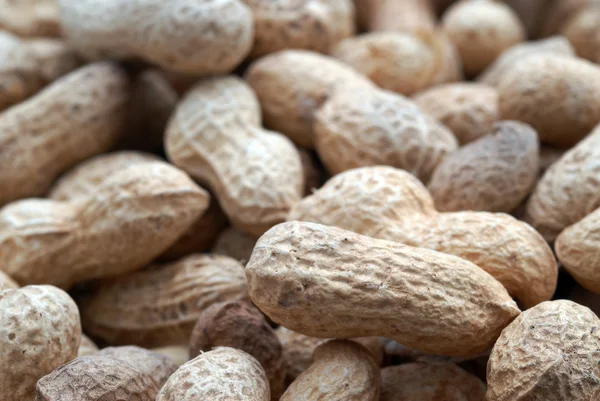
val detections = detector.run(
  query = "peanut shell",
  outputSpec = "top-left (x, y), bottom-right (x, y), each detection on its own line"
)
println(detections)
top-left (213, 227), bottom-right (257, 263)
top-left (0, 271), bottom-right (18, 291)
top-left (77, 334), bottom-right (98, 358)
top-left (0, 0), bottom-right (60, 37)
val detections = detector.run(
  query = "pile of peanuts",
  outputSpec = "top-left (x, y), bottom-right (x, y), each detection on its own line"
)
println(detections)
top-left (2, 0), bottom-right (600, 400)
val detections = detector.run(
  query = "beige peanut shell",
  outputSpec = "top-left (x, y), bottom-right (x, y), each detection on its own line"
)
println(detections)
top-left (540, 0), bottom-right (593, 37)
top-left (289, 166), bottom-right (558, 308)
top-left (245, 50), bottom-right (373, 148)
top-left (247, 221), bottom-right (520, 356)
top-left (412, 82), bottom-right (499, 145)
top-left (213, 227), bottom-right (257, 263)
top-left (556, 207), bottom-right (600, 294)
top-left (562, 6), bottom-right (600, 63)
top-left (81, 254), bottom-right (248, 348)
top-left (166, 76), bottom-right (304, 238)
top-left (478, 36), bottom-right (575, 87)
top-left (0, 271), bottom-right (18, 291)
top-left (1, 161), bottom-right (208, 288)
top-left (442, 0), bottom-right (525, 77)
top-left (157, 347), bottom-right (270, 401)
top-left (151, 346), bottom-right (189, 367)
top-left (243, 0), bottom-right (354, 59)
top-left (314, 86), bottom-right (457, 182)
top-left (189, 300), bottom-right (285, 400)
top-left (525, 125), bottom-right (600, 242)
top-left (58, 0), bottom-right (254, 75)
top-left (77, 334), bottom-right (98, 358)
top-left (428, 121), bottom-right (539, 213)
top-left (498, 54), bottom-right (600, 148)
top-left (0, 0), bottom-right (60, 37)
top-left (430, 31), bottom-right (464, 86)
top-left (35, 356), bottom-right (159, 401)
top-left (98, 346), bottom-right (178, 389)
top-left (280, 340), bottom-right (380, 401)
top-left (380, 362), bottom-right (486, 401)
top-left (362, 0), bottom-right (436, 34)
top-left (0, 62), bottom-right (129, 206)
top-left (487, 300), bottom-right (600, 401)
top-left (0, 285), bottom-right (81, 401)
top-left (332, 31), bottom-right (441, 96)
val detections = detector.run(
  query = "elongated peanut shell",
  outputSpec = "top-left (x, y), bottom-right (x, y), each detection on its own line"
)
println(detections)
top-left (245, 50), bottom-right (373, 148)
top-left (280, 340), bottom-right (380, 401)
top-left (166, 76), bottom-right (303, 237)
top-left (526, 125), bottom-right (600, 242)
top-left (0, 0), bottom-right (59, 37)
top-left (157, 347), bottom-right (270, 401)
top-left (0, 286), bottom-right (81, 401)
top-left (315, 87), bottom-right (457, 182)
top-left (81, 255), bottom-right (248, 348)
top-left (428, 121), bottom-right (539, 213)
top-left (0, 62), bottom-right (129, 206)
top-left (487, 300), bottom-right (600, 401)
top-left (247, 221), bottom-right (520, 356)
top-left (289, 166), bottom-right (558, 308)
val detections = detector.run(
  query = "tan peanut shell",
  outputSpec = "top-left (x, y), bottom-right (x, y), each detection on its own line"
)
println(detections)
top-left (332, 31), bottom-right (441, 96)
top-left (35, 356), bottom-right (159, 401)
top-left (525, 125), bottom-right (600, 242)
top-left (1, 161), bottom-right (208, 288)
top-left (243, 0), bottom-right (354, 58)
top-left (0, 0), bottom-right (60, 37)
top-left (428, 121), bottom-right (539, 213)
top-left (151, 346), bottom-right (189, 367)
top-left (380, 363), bottom-right (486, 401)
top-left (498, 54), bottom-right (600, 148)
top-left (289, 166), bottom-right (558, 308)
top-left (478, 36), bottom-right (575, 87)
top-left (442, 0), bottom-right (525, 77)
top-left (0, 62), bottom-right (129, 206)
top-left (487, 300), bottom-right (600, 401)
top-left (58, 0), bottom-right (253, 75)
top-left (166, 76), bottom-right (304, 237)
top-left (539, 146), bottom-right (565, 176)
top-left (412, 83), bottom-right (499, 145)
top-left (77, 334), bottom-right (98, 358)
top-left (189, 300), bottom-right (285, 400)
top-left (561, 6), bottom-right (600, 63)
top-left (157, 347), bottom-right (270, 401)
top-left (247, 221), bottom-right (520, 356)
top-left (213, 227), bottom-right (257, 263)
top-left (81, 254), bottom-right (248, 348)
top-left (430, 31), bottom-right (464, 86)
top-left (0, 271), bottom-right (18, 291)
top-left (556, 207), bottom-right (600, 294)
top-left (541, 0), bottom-right (593, 37)
top-left (98, 346), bottom-right (178, 388)
top-left (280, 340), bottom-right (380, 401)
top-left (245, 50), bottom-right (373, 148)
top-left (314, 86), bottom-right (457, 182)
top-left (0, 286), bottom-right (81, 401)
top-left (363, 0), bottom-right (436, 33)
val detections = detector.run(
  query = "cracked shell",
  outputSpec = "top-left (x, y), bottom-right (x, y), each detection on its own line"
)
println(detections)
top-left (314, 86), bottom-right (457, 182)
top-left (157, 347), bottom-right (270, 401)
top-left (280, 340), bottom-right (380, 401)
top-left (0, 285), bottom-right (81, 401)
top-left (428, 121), bottom-right (539, 213)
top-left (247, 221), bottom-right (520, 356)
top-left (487, 300), bottom-right (600, 401)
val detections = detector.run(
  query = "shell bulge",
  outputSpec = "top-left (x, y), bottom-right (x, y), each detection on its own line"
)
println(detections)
top-left (246, 221), bottom-right (520, 356)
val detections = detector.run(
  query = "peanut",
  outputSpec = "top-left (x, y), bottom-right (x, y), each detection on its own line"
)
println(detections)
top-left (428, 121), bottom-right (539, 213)
top-left (498, 54), bottom-right (600, 148)
top-left (188, 300), bottom-right (285, 400)
top-left (380, 362), bottom-right (486, 401)
top-left (0, 0), bottom-right (60, 37)
top-left (213, 227), bottom-right (257, 264)
top-left (525, 124), bottom-right (600, 241)
top-left (245, 50), bottom-right (373, 148)
top-left (0, 271), bottom-right (18, 291)
top-left (157, 347), bottom-right (270, 401)
top-left (0, 62), bottom-right (129, 206)
top-left (314, 85), bottom-right (457, 182)
top-left (166, 76), bottom-right (304, 237)
top-left (58, 0), bottom-right (254, 75)
top-left (289, 166), bottom-right (558, 308)
top-left (81, 254), bottom-right (248, 347)
top-left (1, 160), bottom-right (208, 288)
top-left (151, 346), bottom-right (189, 368)
top-left (0, 285), bottom-right (81, 401)
top-left (280, 340), bottom-right (380, 401)
top-left (35, 356), bottom-right (159, 401)
top-left (412, 82), bottom-right (499, 145)
top-left (487, 300), bottom-right (600, 401)
top-left (362, 0), bottom-right (436, 34)
top-left (246, 221), bottom-right (520, 356)
top-left (76, 334), bottom-right (98, 358)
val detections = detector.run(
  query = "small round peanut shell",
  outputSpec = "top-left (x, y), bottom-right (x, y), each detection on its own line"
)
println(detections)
top-left (487, 300), bottom-right (600, 401)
